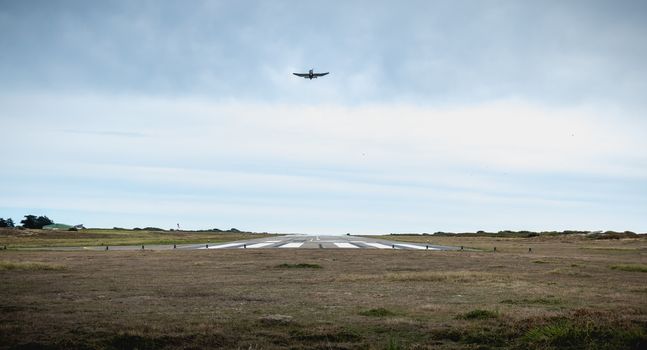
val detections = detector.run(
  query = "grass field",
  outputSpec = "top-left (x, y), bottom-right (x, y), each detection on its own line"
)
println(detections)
top-left (0, 228), bottom-right (280, 248)
top-left (1, 234), bottom-right (646, 349)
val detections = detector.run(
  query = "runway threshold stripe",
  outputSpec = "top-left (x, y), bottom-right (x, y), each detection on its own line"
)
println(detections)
top-left (334, 243), bottom-right (359, 248)
top-left (204, 243), bottom-right (244, 249)
top-left (245, 242), bottom-right (274, 248)
top-left (395, 243), bottom-right (426, 250)
top-left (280, 242), bottom-right (304, 248)
top-left (363, 243), bottom-right (393, 249)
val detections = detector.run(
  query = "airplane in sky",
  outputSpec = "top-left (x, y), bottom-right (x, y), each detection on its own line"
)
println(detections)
top-left (293, 69), bottom-right (329, 80)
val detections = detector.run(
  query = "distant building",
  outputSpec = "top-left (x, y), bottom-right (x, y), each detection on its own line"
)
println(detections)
top-left (73, 224), bottom-right (86, 229)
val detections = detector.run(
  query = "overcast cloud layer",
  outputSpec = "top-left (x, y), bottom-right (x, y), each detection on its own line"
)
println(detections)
top-left (1, 1), bottom-right (646, 233)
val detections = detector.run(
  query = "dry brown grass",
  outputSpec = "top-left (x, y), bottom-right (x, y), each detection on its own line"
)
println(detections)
top-left (0, 227), bottom-right (280, 248)
top-left (0, 235), bottom-right (646, 349)
top-left (0, 260), bottom-right (65, 271)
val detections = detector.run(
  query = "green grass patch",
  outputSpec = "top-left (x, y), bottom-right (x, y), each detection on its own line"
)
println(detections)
top-left (501, 297), bottom-right (562, 305)
top-left (434, 310), bottom-right (647, 349)
top-left (109, 332), bottom-right (233, 349)
top-left (458, 309), bottom-right (499, 320)
top-left (523, 318), bottom-right (646, 349)
top-left (289, 328), bottom-right (362, 343)
top-left (275, 263), bottom-right (322, 269)
top-left (610, 264), bottom-right (647, 272)
top-left (0, 260), bottom-right (65, 271)
top-left (359, 307), bottom-right (396, 317)
top-left (386, 336), bottom-right (402, 350)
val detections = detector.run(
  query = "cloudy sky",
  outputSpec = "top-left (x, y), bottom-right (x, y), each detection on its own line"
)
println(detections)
top-left (1, 1), bottom-right (646, 233)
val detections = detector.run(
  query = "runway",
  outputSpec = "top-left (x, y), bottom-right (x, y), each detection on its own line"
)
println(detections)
top-left (41, 235), bottom-right (459, 251)
top-left (91, 235), bottom-right (458, 251)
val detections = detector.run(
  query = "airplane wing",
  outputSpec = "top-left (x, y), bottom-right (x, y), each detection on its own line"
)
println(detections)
top-left (293, 73), bottom-right (309, 78)
top-left (313, 72), bottom-right (329, 77)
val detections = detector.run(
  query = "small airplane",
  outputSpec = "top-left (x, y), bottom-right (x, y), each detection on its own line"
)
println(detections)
top-left (293, 69), bottom-right (329, 80)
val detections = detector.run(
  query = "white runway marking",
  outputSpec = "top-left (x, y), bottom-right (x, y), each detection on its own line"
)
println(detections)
top-left (334, 243), bottom-right (359, 248)
top-left (280, 242), bottom-right (304, 248)
top-left (245, 242), bottom-right (275, 248)
top-left (363, 242), bottom-right (393, 249)
top-left (395, 243), bottom-right (426, 250)
top-left (202, 243), bottom-right (244, 249)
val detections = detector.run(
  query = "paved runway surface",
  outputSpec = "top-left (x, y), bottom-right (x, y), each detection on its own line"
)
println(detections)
top-left (70, 235), bottom-right (459, 251)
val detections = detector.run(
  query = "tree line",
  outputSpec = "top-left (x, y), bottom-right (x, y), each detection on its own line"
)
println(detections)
top-left (0, 215), bottom-right (54, 229)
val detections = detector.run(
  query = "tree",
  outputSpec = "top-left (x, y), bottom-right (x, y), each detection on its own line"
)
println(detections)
top-left (20, 215), bottom-right (54, 229)
top-left (20, 215), bottom-right (37, 228)
top-left (0, 218), bottom-right (15, 227)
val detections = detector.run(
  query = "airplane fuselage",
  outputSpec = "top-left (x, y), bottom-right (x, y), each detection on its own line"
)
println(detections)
top-left (293, 69), bottom-right (329, 80)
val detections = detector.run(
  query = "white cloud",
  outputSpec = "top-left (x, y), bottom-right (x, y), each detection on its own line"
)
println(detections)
top-left (1, 93), bottom-right (646, 232)
top-left (3, 93), bottom-right (646, 177)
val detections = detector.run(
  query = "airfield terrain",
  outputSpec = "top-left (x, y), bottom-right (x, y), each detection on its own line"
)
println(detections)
top-left (1, 231), bottom-right (646, 349)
